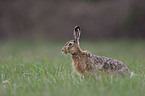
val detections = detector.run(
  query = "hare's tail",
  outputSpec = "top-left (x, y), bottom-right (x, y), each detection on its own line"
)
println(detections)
top-left (130, 72), bottom-right (134, 78)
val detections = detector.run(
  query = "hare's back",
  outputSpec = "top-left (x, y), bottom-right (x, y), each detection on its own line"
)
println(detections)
top-left (90, 55), bottom-right (130, 74)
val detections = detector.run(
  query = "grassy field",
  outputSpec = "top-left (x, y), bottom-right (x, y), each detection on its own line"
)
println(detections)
top-left (0, 40), bottom-right (145, 96)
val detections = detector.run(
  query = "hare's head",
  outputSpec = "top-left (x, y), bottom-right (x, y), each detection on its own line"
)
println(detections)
top-left (62, 26), bottom-right (81, 55)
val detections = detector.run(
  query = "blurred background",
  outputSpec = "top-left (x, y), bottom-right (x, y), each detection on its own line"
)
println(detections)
top-left (0, 0), bottom-right (145, 41)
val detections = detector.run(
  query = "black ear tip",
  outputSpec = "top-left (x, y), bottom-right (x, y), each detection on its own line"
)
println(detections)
top-left (74, 25), bottom-right (80, 31)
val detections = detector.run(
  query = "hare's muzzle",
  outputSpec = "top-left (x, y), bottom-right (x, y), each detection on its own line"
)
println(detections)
top-left (62, 49), bottom-right (64, 52)
top-left (62, 47), bottom-right (69, 55)
top-left (62, 48), bottom-right (66, 55)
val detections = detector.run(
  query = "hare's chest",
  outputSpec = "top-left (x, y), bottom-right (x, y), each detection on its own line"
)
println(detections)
top-left (71, 55), bottom-right (93, 75)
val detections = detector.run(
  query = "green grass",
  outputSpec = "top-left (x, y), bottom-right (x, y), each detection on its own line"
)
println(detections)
top-left (0, 40), bottom-right (145, 96)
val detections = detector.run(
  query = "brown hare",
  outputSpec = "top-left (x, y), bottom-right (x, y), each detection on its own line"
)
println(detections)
top-left (62, 25), bottom-right (131, 77)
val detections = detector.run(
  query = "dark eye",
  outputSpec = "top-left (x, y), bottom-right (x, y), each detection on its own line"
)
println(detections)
top-left (68, 43), bottom-right (72, 46)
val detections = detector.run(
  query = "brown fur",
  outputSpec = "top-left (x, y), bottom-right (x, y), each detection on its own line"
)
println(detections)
top-left (62, 26), bottom-right (130, 77)
top-left (71, 51), bottom-right (94, 76)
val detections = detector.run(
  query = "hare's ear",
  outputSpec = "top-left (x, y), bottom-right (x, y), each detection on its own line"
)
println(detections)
top-left (73, 25), bottom-right (81, 44)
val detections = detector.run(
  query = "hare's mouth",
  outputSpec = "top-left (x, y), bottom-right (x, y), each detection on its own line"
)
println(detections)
top-left (62, 50), bottom-right (71, 55)
top-left (62, 51), bottom-right (66, 55)
top-left (62, 50), bottom-right (67, 55)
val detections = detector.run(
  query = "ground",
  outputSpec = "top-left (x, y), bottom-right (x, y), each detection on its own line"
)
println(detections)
top-left (0, 40), bottom-right (145, 96)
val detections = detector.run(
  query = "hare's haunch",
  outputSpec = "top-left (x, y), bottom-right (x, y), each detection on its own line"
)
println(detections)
top-left (62, 26), bottom-right (130, 77)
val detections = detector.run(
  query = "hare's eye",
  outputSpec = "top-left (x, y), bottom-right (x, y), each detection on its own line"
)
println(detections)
top-left (68, 43), bottom-right (72, 46)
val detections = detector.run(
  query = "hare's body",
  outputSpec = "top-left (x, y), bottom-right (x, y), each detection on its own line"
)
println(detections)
top-left (62, 26), bottom-right (130, 77)
top-left (71, 51), bottom-right (130, 76)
